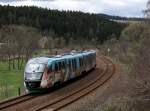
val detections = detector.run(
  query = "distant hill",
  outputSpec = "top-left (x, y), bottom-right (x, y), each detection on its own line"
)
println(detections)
top-left (97, 13), bottom-right (148, 22)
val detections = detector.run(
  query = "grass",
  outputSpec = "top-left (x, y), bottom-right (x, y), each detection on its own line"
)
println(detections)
top-left (0, 60), bottom-right (25, 101)
top-left (0, 50), bottom-right (50, 101)
top-left (34, 49), bottom-right (50, 56)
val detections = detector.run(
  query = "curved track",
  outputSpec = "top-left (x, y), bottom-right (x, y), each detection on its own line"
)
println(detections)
top-left (0, 56), bottom-right (116, 111)
top-left (35, 57), bottom-right (116, 111)
top-left (0, 94), bottom-right (37, 110)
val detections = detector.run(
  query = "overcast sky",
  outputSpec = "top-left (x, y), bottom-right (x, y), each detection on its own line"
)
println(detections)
top-left (0, 0), bottom-right (148, 17)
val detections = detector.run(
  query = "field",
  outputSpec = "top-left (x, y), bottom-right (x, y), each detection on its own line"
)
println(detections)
top-left (0, 60), bottom-right (25, 101)
top-left (0, 50), bottom-right (53, 101)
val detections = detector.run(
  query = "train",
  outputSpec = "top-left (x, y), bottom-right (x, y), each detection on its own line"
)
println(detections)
top-left (24, 50), bottom-right (96, 93)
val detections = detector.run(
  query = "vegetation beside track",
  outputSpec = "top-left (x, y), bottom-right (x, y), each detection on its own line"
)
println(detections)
top-left (95, 22), bottom-right (150, 111)
top-left (0, 60), bottom-right (24, 101)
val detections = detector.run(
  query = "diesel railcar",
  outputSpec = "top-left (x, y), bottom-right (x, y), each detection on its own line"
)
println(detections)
top-left (24, 50), bottom-right (96, 93)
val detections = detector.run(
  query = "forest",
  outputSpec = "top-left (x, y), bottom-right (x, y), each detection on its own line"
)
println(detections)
top-left (0, 5), bottom-right (125, 44)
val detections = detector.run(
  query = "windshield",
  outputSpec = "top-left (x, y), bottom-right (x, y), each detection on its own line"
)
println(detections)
top-left (25, 64), bottom-right (45, 73)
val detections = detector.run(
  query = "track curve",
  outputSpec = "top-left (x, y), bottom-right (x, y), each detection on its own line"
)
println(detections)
top-left (0, 56), bottom-right (116, 111)
top-left (36, 56), bottom-right (116, 111)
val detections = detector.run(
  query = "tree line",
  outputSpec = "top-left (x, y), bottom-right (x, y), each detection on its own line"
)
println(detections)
top-left (0, 5), bottom-right (125, 44)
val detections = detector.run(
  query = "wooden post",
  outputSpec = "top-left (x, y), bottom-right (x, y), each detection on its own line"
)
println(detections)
top-left (18, 87), bottom-right (21, 96)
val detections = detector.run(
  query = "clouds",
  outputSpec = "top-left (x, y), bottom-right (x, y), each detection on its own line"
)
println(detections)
top-left (98, 0), bottom-right (147, 17)
top-left (0, 0), bottom-right (148, 17)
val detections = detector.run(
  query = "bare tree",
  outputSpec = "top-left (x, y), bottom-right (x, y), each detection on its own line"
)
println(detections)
top-left (0, 25), bottom-right (41, 70)
top-left (145, 0), bottom-right (150, 18)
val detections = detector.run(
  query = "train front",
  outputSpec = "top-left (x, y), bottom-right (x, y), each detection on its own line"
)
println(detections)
top-left (24, 57), bottom-right (49, 93)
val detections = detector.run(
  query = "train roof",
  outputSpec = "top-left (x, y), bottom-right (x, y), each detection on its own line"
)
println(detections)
top-left (27, 50), bottom-right (96, 65)
top-left (27, 57), bottom-right (50, 64)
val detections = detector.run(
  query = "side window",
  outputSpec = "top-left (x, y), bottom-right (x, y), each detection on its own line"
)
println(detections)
top-left (61, 61), bottom-right (64, 69)
top-left (58, 62), bottom-right (61, 71)
top-left (69, 60), bottom-right (71, 70)
top-left (55, 63), bottom-right (58, 71)
top-left (72, 59), bottom-right (74, 71)
top-left (74, 59), bottom-right (76, 71)
top-left (64, 61), bottom-right (67, 69)
top-left (70, 60), bottom-right (72, 70)
top-left (82, 57), bottom-right (84, 66)
top-left (47, 66), bottom-right (52, 73)
top-left (60, 61), bottom-right (64, 70)
top-left (61, 62), bottom-right (63, 69)
top-left (79, 58), bottom-right (81, 67)
top-left (63, 61), bottom-right (65, 69)
top-left (84, 56), bottom-right (86, 66)
top-left (52, 63), bottom-right (55, 71)
top-left (81, 57), bottom-right (83, 66)
top-left (89, 55), bottom-right (91, 64)
top-left (88, 55), bottom-right (90, 65)
top-left (74, 59), bottom-right (76, 70)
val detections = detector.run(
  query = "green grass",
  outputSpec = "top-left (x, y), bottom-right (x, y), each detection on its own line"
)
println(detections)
top-left (0, 60), bottom-right (25, 101)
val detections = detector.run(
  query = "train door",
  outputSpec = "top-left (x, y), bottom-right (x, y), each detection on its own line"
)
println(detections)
top-left (69, 59), bottom-right (74, 79)
top-left (87, 55), bottom-right (90, 71)
top-left (63, 60), bottom-right (67, 81)
top-left (85, 56), bottom-right (88, 72)
top-left (82, 56), bottom-right (85, 72)
top-left (80, 57), bottom-right (84, 73)
top-left (78, 57), bottom-right (82, 74)
top-left (64, 59), bottom-right (70, 81)
top-left (72, 59), bottom-right (76, 78)
top-left (60, 61), bottom-right (65, 82)
top-left (75, 58), bottom-right (80, 76)
top-left (54, 61), bottom-right (62, 83)
top-left (94, 53), bottom-right (96, 67)
top-left (50, 63), bottom-right (55, 85)
top-left (58, 61), bottom-right (63, 82)
top-left (84, 55), bottom-right (88, 72)
top-left (91, 54), bottom-right (94, 68)
top-left (41, 64), bottom-right (54, 88)
top-left (89, 55), bottom-right (91, 70)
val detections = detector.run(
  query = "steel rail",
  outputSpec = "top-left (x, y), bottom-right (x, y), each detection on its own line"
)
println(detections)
top-left (0, 94), bottom-right (37, 110)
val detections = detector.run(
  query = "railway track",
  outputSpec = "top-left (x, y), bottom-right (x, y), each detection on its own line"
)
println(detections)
top-left (35, 57), bottom-right (116, 111)
top-left (0, 94), bottom-right (37, 110)
top-left (0, 56), bottom-right (116, 111)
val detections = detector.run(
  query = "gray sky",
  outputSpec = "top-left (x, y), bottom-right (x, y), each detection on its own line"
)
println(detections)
top-left (0, 0), bottom-right (148, 17)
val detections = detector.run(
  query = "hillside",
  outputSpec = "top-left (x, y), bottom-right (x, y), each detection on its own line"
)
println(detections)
top-left (0, 5), bottom-right (125, 44)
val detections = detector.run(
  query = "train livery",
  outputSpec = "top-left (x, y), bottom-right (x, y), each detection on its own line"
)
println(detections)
top-left (24, 50), bottom-right (96, 93)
